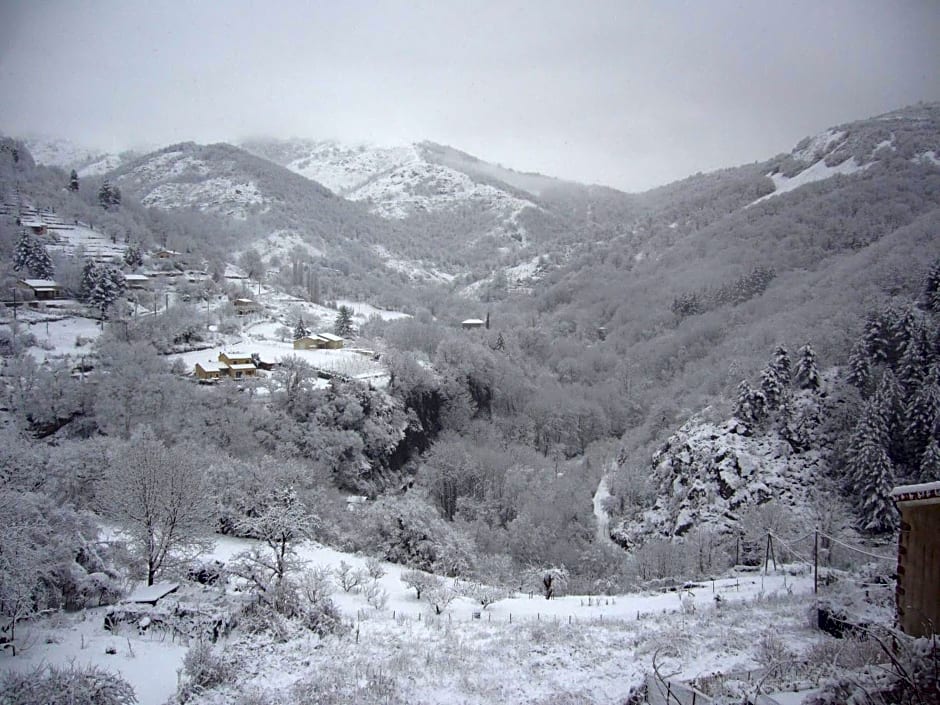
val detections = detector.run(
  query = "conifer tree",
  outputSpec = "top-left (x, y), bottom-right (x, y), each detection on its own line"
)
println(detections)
top-left (13, 231), bottom-right (54, 279)
top-left (13, 231), bottom-right (32, 273)
top-left (123, 243), bottom-right (143, 269)
top-left (898, 322), bottom-right (931, 393)
top-left (771, 345), bottom-right (791, 388)
top-left (734, 380), bottom-right (766, 432)
top-left (89, 266), bottom-right (126, 317)
top-left (79, 260), bottom-right (101, 302)
top-left (847, 338), bottom-right (872, 392)
top-left (845, 398), bottom-right (896, 533)
top-left (760, 365), bottom-right (783, 411)
top-left (920, 437), bottom-right (940, 482)
top-left (293, 316), bottom-right (309, 340)
top-left (334, 305), bottom-right (354, 338)
top-left (794, 344), bottom-right (820, 390)
top-left (98, 181), bottom-right (113, 209)
top-left (68, 169), bottom-right (79, 192)
top-left (905, 366), bottom-right (940, 465)
top-left (923, 259), bottom-right (940, 312)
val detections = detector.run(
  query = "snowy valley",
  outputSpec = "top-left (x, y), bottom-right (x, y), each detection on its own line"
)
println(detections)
top-left (2, 102), bottom-right (940, 705)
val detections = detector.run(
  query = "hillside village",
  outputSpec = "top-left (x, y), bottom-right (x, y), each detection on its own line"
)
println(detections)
top-left (1, 95), bottom-right (940, 704)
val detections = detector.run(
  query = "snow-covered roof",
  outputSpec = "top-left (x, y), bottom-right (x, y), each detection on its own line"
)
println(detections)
top-left (20, 278), bottom-right (59, 289)
top-left (462, 318), bottom-right (485, 325)
top-left (123, 274), bottom-right (150, 281)
top-left (221, 351), bottom-right (251, 358)
top-left (196, 361), bottom-right (227, 373)
top-left (228, 363), bottom-right (257, 371)
top-left (892, 481), bottom-right (940, 504)
top-left (318, 333), bottom-right (343, 342)
top-left (124, 581), bottom-right (179, 604)
top-left (233, 298), bottom-right (257, 304)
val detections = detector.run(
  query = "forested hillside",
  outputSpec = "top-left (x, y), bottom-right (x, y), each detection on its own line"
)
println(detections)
top-left (1, 105), bottom-right (939, 701)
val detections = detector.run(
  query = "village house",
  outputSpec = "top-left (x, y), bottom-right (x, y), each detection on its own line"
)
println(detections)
top-left (20, 219), bottom-right (47, 235)
top-left (461, 318), bottom-right (485, 330)
top-left (194, 360), bottom-right (227, 382)
top-left (153, 248), bottom-right (182, 259)
top-left (217, 351), bottom-right (257, 378)
top-left (892, 481), bottom-right (940, 637)
top-left (16, 279), bottom-right (61, 301)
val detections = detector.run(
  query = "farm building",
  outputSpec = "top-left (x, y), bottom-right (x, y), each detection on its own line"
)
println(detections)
top-left (461, 318), bottom-right (485, 330)
top-left (194, 360), bottom-right (227, 381)
top-left (16, 279), bottom-right (61, 300)
top-left (892, 481), bottom-right (940, 637)
top-left (317, 332), bottom-right (344, 349)
top-left (233, 298), bottom-right (262, 315)
top-left (293, 335), bottom-right (324, 350)
top-left (123, 273), bottom-right (151, 289)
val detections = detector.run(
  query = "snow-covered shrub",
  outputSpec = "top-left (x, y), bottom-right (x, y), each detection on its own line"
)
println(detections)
top-left (0, 663), bottom-right (136, 705)
top-left (290, 665), bottom-right (403, 705)
top-left (178, 641), bottom-right (232, 702)
top-left (299, 595), bottom-right (346, 637)
top-left (364, 581), bottom-right (389, 610)
top-left (188, 559), bottom-right (226, 586)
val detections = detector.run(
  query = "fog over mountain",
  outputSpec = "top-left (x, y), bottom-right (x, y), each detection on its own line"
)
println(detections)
top-left (3, 1), bottom-right (939, 190)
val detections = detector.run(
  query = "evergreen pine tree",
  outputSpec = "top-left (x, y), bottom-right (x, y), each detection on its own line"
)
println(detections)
top-left (898, 322), bottom-right (931, 393)
top-left (847, 338), bottom-right (872, 392)
top-left (857, 445), bottom-right (897, 534)
top-left (922, 258), bottom-right (940, 312)
top-left (771, 345), bottom-right (791, 388)
top-left (794, 344), bottom-right (820, 390)
top-left (920, 436), bottom-right (940, 482)
top-left (80, 260), bottom-right (101, 302)
top-left (13, 231), bottom-right (32, 273)
top-left (89, 266), bottom-right (126, 317)
top-left (98, 181), bottom-right (113, 209)
top-left (123, 243), bottom-right (143, 269)
top-left (845, 398), bottom-right (896, 533)
top-left (293, 316), bottom-right (309, 340)
top-left (109, 184), bottom-right (121, 208)
top-left (334, 305), bottom-right (354, 337)
top-left (905, 366), bottom-right (940, 465)
top-left (760, 365), bottom-right (783, 411)
top-left (734, 380), bottom-right (767, 432)
top-left (68, 169), bottom-right (79, 192)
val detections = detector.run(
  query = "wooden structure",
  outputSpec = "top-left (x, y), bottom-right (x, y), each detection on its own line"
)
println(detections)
top-left (233, 298), bottom-right (261, 315)
top-left (16, 279), bottom-right (61, 300)
top-left (123, 273), bottom-right (151, 290)
top-left (153, 248), bottom-right (181, 259)
top-left (461, 318), bottom-right (485, 330)
top-left (892, 481), bottom-right (940, 637)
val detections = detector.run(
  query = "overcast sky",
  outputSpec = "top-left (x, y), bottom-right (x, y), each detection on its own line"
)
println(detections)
top-left (1, 1), bottom-right (938, 191)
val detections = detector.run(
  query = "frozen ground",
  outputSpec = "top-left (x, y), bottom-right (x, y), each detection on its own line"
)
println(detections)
top-left (1, 531), bottom-right (824, 705)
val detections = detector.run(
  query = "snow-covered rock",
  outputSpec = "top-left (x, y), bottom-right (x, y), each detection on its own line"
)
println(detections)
top-left (614, 412), bottom-right (827, 546)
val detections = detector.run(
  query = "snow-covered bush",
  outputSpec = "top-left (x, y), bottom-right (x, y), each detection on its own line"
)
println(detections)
top-left (364, 581), bottom-right (389, 610)
top-left (424, 580), bottom-right (458, 615)
top-left (0, 664), bottom-right (136, 705)
top-left (365, 557), bottom-right (386, 580)
top-left (178, 641), bottom-right (232, 702)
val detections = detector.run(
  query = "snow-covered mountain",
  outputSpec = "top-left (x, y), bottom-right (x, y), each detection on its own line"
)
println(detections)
top-left (241, 138), bottom-right (544, 243)
top-left (19, 135), bottom-right (129, 177)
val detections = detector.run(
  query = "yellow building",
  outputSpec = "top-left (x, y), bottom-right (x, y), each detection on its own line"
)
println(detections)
top-left (217, 352), bottom-right (257, 378)
top-left (892, 482), bottom-right (940, 637)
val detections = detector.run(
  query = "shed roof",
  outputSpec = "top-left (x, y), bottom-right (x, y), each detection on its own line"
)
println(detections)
top-left (124, 274), bottom-right (150, 282)
top-left (228, 363), bottom-right (257, 371)
top-left (318, 332), bottom-right (343, 342)
top-left (20, 278), bottom-right (59, 289)
top-left (892, 481), bottom-right (940, 504)
top-left (196, 361), bottom-right (228, 373)
top-left (462, 318), bottom-right (485, 325)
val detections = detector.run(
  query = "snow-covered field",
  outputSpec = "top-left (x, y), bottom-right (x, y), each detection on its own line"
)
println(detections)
top-left (2, 531), bottom-right (825, 705)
